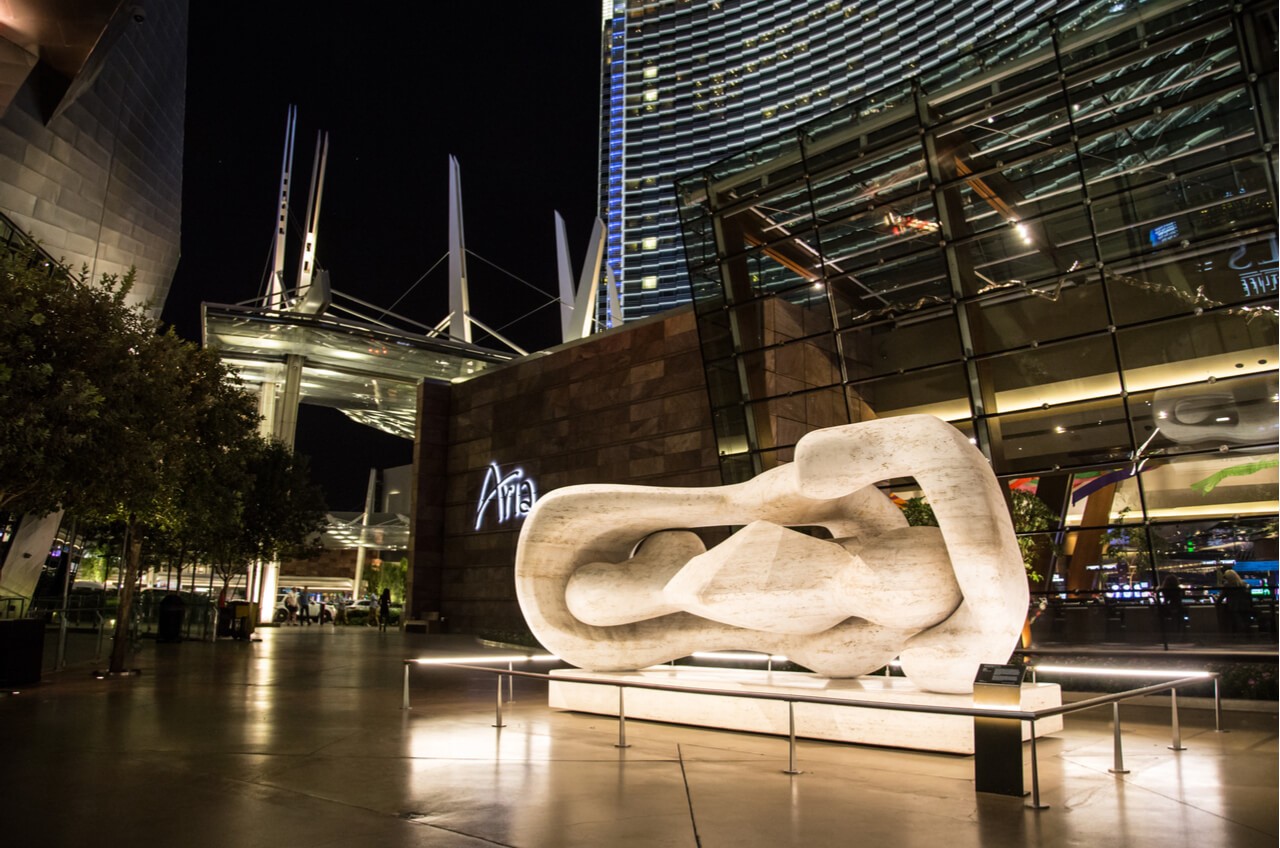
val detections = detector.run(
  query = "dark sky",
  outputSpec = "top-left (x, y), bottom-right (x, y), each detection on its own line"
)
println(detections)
top-left (162, 3), bottom-right (603, 509)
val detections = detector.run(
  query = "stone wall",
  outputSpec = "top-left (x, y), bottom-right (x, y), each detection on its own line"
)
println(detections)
top-left (414, 307), bottom-right (720, 637)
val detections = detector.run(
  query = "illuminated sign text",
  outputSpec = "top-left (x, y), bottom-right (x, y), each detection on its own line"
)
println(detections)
top-left (475, 462), bottom-right (538, 530)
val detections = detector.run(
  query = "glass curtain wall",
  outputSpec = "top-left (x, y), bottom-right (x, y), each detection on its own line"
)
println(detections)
top-left (677, 0), bottom-right (1278, 635)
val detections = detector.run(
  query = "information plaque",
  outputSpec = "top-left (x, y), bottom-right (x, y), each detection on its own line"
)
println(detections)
top-left (972, 663), bottom-right (1027, 797)
top-left (975, 663), bottom-right (1026, 687)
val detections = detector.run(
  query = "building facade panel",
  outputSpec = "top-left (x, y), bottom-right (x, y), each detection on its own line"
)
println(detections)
top-left (0, 0), bottom-right (187, 311)
top-left (598, 0), bottom-right (1060, 327)
top-left (676, 0), bottom-right (1278, 601)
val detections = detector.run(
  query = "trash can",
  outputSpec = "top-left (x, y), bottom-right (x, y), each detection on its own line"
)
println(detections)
top-left (0, 618), bottom-right (44, 686)
top-left (216, 604), bottom-right (233, 638)
top-left (157, 593), bottom-right (185, 643)
top-left (229, 601), bottom-right (257, 641)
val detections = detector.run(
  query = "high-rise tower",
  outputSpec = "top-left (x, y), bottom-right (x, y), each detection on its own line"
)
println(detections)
top-left (598, 0), bottom-right (1059, 325)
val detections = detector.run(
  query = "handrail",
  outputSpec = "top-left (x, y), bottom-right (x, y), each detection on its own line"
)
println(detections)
top-left (402, 657), bottom-right (1219, 810)
top-left (0, 595), bottom-right (28, 620)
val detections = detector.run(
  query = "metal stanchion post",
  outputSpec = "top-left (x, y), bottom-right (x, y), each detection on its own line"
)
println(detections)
top-left (57, 611), bottom-right (68, 670)
top-left (783, 702), bottom-right (801, 775)
top-left (402, 663), bottom-right (411, 710)
top-left (1027, 718), bottom-right (1049, 810)
top-left (1168, 688), bottom-right (1186, 751)
top-left (1108, 702), bottom-right (1129, 774)
top-left (508, 661), bottom-right (514, 702)
top-left (1213, 677), bottom-right (1223, 733)
top-left (493, 674), bottom-right (505, 728)
top-left (615, 687), bottom-right (630, 749)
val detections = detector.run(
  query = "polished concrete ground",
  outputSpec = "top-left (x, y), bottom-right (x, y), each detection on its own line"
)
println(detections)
top-left (2, 627), bottom-right (1275, 847)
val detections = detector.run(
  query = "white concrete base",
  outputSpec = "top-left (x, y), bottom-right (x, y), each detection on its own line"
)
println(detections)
top-left (549, 666), bottom-right (1063, 755)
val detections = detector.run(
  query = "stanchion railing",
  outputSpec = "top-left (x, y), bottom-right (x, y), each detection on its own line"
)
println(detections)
top-left (402, 655), bottom-right (1218, 810)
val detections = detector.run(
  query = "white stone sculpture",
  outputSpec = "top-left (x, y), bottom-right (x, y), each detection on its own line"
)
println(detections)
top-left (514, 415), bottom-right (1029, 694)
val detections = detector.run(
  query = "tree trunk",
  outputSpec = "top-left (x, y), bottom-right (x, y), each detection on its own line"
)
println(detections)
top-left (109, 515), bottom-right (143, 673)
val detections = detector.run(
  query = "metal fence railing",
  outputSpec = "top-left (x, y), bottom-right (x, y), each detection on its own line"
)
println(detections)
top-left (401, 656), bottom-right (1220, 811)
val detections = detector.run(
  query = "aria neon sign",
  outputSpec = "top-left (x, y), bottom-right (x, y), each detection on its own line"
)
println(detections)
top-left (475, 462), bottom-right (538, 530)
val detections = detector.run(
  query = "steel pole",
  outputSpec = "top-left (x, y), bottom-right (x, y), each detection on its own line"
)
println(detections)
top-left (1213, 677), bottom-right (1223, 733)
top-left (1108, 702), bottom-right (1129, 774)
top-left (615, 687), bottom-right (630, 749)
top-left (783, 702), bottom-right (801, 774)
top-left (402, 663), bottom-right (411, 710)
top-left (1027, 718), bottom-right (1049, 810)
top-left (1168, 688), bottom-right (1186, 750)
top-left (493, 674), bottom-right (505, 727)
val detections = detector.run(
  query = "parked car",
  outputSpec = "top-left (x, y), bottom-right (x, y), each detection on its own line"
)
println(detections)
top-left (339, 598), bottom-right (402, 625)
top-left (274, 592), bottom-right (333, 624)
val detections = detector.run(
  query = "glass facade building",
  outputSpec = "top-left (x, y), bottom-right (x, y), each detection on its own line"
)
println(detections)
top-left (598, 0), bottom-right (1062, 327)
top-left (677, 0), bottom-right (1277, 606)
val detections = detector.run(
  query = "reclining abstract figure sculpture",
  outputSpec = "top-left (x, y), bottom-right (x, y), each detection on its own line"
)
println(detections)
top-left (514, 415), bottom-right (1028, 694)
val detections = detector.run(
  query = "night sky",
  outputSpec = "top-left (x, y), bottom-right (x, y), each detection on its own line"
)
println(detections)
top-left (162, 3), bottom-right (603, 508)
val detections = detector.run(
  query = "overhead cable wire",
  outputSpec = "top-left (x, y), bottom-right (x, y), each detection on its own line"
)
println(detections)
top-left (466, 249), bottom-right (561, 303)
top-left (377, 251), bottom-right (449, 321)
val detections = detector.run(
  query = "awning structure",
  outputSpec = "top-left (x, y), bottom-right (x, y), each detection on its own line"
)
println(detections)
top-left (323, 512), bottom-right (408, 551)
top-left (204, 300), bottom-right (516, 439)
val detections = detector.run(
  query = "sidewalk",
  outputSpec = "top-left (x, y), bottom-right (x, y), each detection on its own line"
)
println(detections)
top-left (2, 627), bottom-right (1276, 847)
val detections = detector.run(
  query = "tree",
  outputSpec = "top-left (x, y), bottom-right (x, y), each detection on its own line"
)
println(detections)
top-left (372, 556), bottom-right (407, 604)
top-left (0, 250), bottom-right (151, 515)
top-left (0, 246), bottom-right (328, 671)
top-left (239, 440), bottom-right (328, 570)
top-left (3, 266), bottom-right (260, 668)
top-left (900, 491), bottom-right (1052, 581)
top-left (85, 330), bottom-right (259, 671)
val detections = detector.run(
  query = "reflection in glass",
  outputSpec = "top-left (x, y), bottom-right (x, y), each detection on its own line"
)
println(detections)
top-left (977, 338), bottom-right (1120, 415)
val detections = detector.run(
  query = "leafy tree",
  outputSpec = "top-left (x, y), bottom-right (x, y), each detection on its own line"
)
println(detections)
top-left (238, 440), bottom-right (328, 571)
top-left (85, 330), bottom-right (259, 671)
top-left (372, 556), bottom-right (407, 604)
top-left (900, 491), bottom-right (1053, 581)
top-left (0, 252), bottom-right (258, 669)
top-left (0, 250), bottom-right (151, 515)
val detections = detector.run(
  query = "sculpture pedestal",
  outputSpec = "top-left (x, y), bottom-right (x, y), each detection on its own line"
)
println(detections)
top-left (549, 667), bottom-right (1062, 755)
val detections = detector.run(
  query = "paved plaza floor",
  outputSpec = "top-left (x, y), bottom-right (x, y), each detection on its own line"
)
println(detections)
top-left (2, 626), bottom-right (1275, 847)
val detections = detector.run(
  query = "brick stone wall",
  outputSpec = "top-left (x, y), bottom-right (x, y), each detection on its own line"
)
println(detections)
top-left (413, 307), bottom-right (720, 637)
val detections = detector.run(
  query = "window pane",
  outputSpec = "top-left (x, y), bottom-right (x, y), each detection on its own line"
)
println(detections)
top-left (950, 205), bottom-right (1097, 297)
top-left (1134, 374), bottom-right (1280, 454)
top-left (965, 273), bottom-right (1108, 355)
top-left (989, 396), bottom-right (1132, 475)
top-left (1106, 232), bottom-right (1280, 324)
top-left (1116, 309), bottom-right (1278, 397)
top-left (1139, 451), bottom-right (1279, 522)
top-left (830, 247), bottom-right (950, 319)
top-left (840, 310), bottom-right (960, 380)
top-left (1093, 159), bottom-right (1275, 264)
top-left (977, 336), bottom-right (1121, 415)
top-left (848, 363), bottom-right (970, 421)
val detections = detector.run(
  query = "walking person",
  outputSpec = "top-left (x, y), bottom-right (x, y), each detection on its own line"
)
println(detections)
top-left (299, 587), bottom-right (312, 626)
top-left (379, 588), bottom-right (391, 633)
top-left (284, 589), bottom-right (298, 626)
